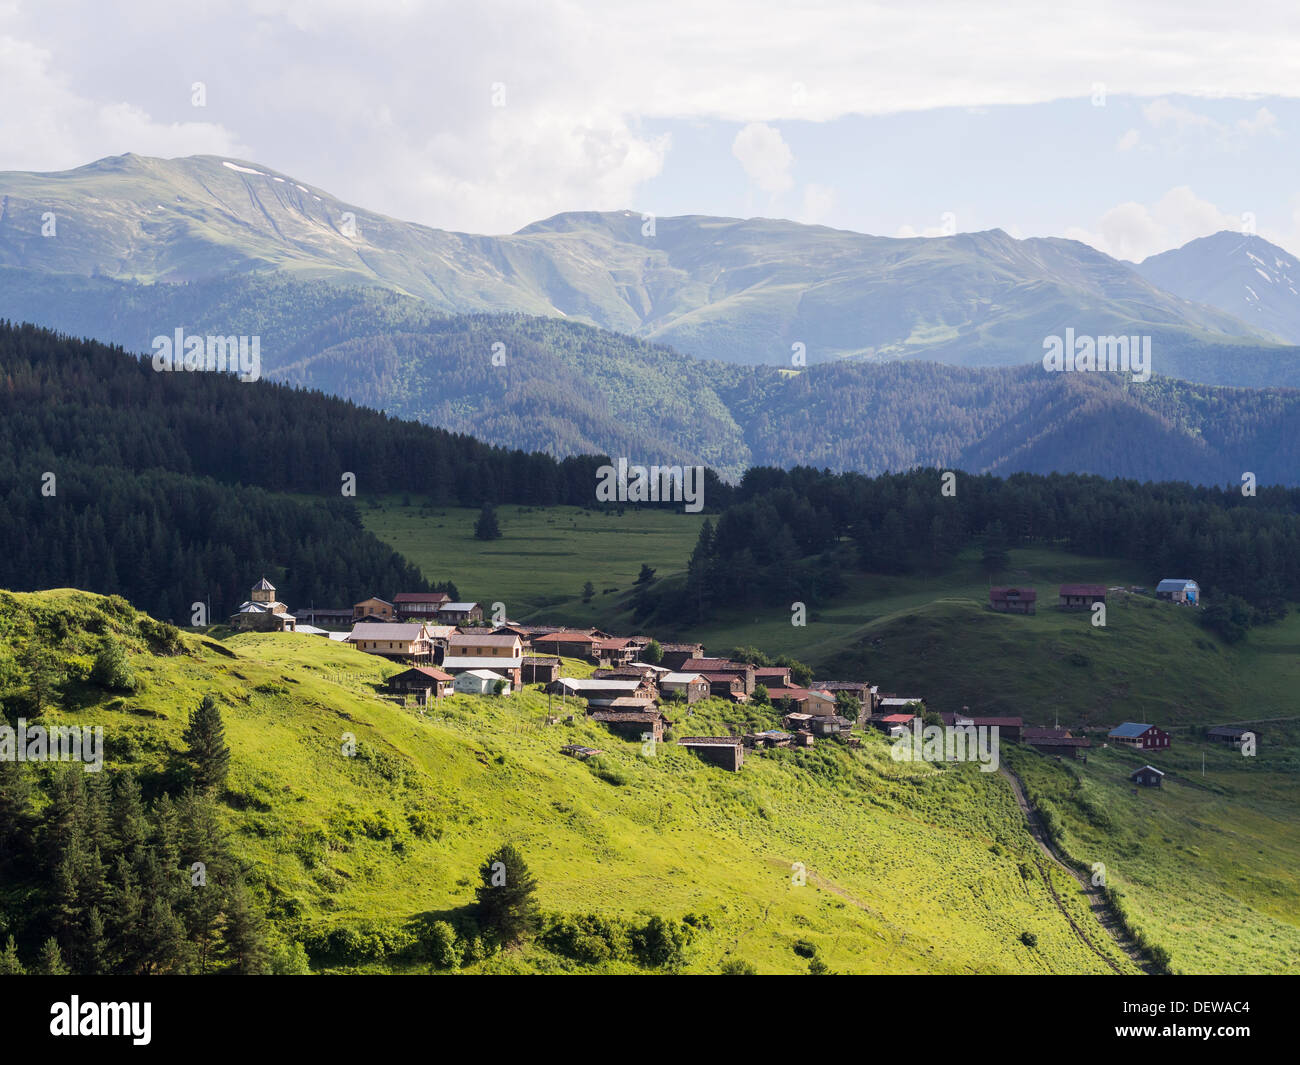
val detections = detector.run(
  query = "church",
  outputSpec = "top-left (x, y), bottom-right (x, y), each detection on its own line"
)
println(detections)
top-left (229, 577), bottom-right (297, 632)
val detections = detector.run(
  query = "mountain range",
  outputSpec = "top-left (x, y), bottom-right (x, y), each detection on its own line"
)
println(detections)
top-left (1134, 230), bottom-right (1300, 346)
top-left (4, 153), bottom-right (1300, 485)
top-left (2, 153), bottom-right (1298, 372)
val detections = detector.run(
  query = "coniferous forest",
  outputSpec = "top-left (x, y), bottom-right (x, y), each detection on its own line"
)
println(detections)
top-left (0, 322), bottom-right (724, 618)
top-left (5, 320), bottom-right (1300, 636)
top-left (657, 467), bottom-right (1300, 640)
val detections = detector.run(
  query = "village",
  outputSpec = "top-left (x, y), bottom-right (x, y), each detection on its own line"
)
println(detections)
top-left (223, 576), bottom-right (1249, 782)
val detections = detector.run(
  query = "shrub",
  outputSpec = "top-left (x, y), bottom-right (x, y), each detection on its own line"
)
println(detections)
top-left (792, 938), bottom-right (818, 959)
top-left (424, 921), bottom-right (464, 970)
top-left (1020, 931), bottom-right (1038, 948)
top-left (90, 638), bottom-right (135, 691)
top-left (720, 958), bottom-right (757, 975)
top-left (461, 934), bottom-right (487, 966)
top-left (269, 939), bottom-right (312, 975)
top-left (307, 921), bottom-right (417, 962)
top-left (632, 915), bottom-right (691, 969)
top-left (138, 618), bottom-right (184, 655)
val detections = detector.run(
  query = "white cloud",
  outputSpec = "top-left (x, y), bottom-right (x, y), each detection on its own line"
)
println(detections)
top-left (3, 1), bottom-right (1300, 232)
top-left (0, 32), bottom-right (245, 170)
top-left (1116, 128), bottom-right (1141, 151)
top-left (1142, 98), bottom-right (1220, 132)
top-left (731, 122), bottom-right (794, 194)
top-left (797, 183), bottom-right (837, 225)
top-left (1141, 97), bottom-right (1283, 147)
top-left (1067, 186), bottom-right (1242, 261)
top-left (1237, 106), bottom-right (1280, 136)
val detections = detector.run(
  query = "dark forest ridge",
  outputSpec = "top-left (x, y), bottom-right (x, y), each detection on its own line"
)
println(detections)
top-left (4, 274), bottom-right (1300, 487)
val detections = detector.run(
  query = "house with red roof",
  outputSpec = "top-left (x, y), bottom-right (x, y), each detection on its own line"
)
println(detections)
top-left (989, 586), bottom-right (1036, 614)
top-left (1058, 584), bottom-right (1107, 610)
top-left (531, 631), bottom-right (601, 661)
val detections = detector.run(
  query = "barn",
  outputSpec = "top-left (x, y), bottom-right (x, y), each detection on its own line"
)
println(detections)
top-left (1108, 722), bottom-right (1171, 751)
top-left (386, 666), bottom-right (453, 704)
top-left (677, 737), bottom-right (745, 771)
top-left (989, 587), bottom-right (1036, 614)
top-left (1058, 584), bottom-right (1107, 609)
top-left (1131, 765), bottom-right (1165, 788)
top-left (1155, 579), bottom-right (1199, 605)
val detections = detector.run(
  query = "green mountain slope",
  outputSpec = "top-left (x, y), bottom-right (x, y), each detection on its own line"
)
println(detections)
top-left (1, 153), bottom-right (1289, 372)
top-left (0, 588), bottom-right (1136, 975)
top-left (5, 277), bottom-right (1300, 487)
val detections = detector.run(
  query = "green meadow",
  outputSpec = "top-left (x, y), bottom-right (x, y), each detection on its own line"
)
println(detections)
top-left (2, 589), bottom-right (1136, 975)
top-left (351, 502), bottom-right (1300, 975)
top-left (1007, 734), bottom-right (1300, 975)
top-left (361, 501), bottom-right (1293, 728)
top-left (358, 500), bottom-right (705, 620)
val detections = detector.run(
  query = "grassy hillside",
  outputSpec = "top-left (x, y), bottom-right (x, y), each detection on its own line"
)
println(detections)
top-left (0, 588), bottom-right (1139, 974)
top-left (363, 502), bottom-right (1300, 728)
top-left (359, 501), bottom-right (707, 618)
top-left (1006, 734), bottom-right (1300, 975)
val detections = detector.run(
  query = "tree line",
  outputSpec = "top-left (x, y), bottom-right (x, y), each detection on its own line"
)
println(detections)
top-left (0, 321), bottom-right (723, 618)
top-left (660, 467), bottom-right (1300, 630)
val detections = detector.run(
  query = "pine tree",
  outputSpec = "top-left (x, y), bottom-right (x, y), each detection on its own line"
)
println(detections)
top-left (182, 695), bottom-right (231, 792)
top-left (82, 906), bottom-right (109, 975)
top-left (222, 880), bottom-right (269, 974)
top-left (475, 843), bottom-right (539, 946)
top-left (20, 644), bottom-right (62, 717)
top-left (473, 502), bottom-right (502, 541)
top-left (35, 937), bottom-right (69, 976)
top-left (110, 772), bottom-right (149, 866)
top-left (0, 936), bottom-right (25, 975)
top-left (981, 520), bottom-right (1011, 576)
top-left (685, 520), bottom-right (715, 623)
top-left (0, 760), bottom-right (36, 869)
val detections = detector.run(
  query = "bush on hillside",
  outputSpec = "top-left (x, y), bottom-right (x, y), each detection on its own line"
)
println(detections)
top-left (424, 921), bottom-right (463, 970)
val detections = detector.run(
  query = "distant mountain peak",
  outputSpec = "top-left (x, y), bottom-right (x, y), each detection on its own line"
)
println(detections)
top-left (1135, 231), bottom-right (1300, 345)
top-left (0, 152), bottom-right (1280, 366)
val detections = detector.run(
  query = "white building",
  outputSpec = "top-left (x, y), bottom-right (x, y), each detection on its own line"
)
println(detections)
top-left (453, 669), bottom-right (511, 696)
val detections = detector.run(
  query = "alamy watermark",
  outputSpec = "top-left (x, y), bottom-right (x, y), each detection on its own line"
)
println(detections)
top-left (1042, 329), bottom-right (1150, 382)
top-left (151, 328), bottom-right (261, 382)
top-left (890, 719), bottom-right (1000, 772)
top-left (595, 459), bottom-right (704, 513)
top-left (0, 719), bottom-right (103, 772)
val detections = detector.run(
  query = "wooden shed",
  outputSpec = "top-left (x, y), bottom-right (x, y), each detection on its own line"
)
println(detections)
top-left (677, 737), bottom-right (745, 771)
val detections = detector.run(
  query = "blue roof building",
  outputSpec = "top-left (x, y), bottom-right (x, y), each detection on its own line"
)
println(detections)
top-left (1155, 578), bottom-right (1199, 604)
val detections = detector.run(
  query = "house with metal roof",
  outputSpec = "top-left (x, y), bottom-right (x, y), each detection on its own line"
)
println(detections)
top-left (1058, 584), bottom-right (1107, 609)
top-left (452, 669), bottom-right (511, 695)
top-left (1155, 579), bottom-right (1199, 604)
top-left (1108, 721), bottom-right (1171, 750)
top-left (989, 586), bottom-right (1036, 614)
top-left (677, 737), bottom-right (745, 771)
top-left (347, 622), bottom-right (436, 662)
top-left (1207, 725), bottom-right (1257, 746)
top-left (229, 578), bottom-right (296, 632)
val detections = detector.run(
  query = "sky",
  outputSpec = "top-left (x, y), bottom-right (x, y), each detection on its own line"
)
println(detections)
top-left (2, 0), bottom-right (1298, 260)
